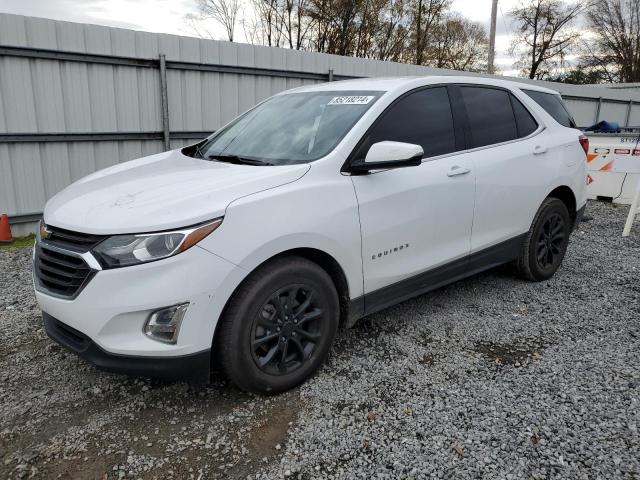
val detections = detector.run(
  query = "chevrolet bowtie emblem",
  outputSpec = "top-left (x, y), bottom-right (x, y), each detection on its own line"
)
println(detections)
top-left (40, 224), bottom-right (52, 240)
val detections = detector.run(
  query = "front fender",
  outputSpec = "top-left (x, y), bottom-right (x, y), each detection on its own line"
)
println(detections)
top-left (197, 173), bottom-right (363, 299)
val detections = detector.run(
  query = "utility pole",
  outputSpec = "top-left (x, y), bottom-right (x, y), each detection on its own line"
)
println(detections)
top-left (488, 0), bottom-right (498, 74)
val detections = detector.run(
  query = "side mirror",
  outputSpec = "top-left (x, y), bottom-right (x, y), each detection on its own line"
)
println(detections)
top-left (350, 141), bottom-right (424, 173)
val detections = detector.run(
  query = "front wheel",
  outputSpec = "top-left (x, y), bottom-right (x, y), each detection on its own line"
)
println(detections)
top-left (515, 197), bottom-right (572, 281)
top-left (214, 256), bottom-right (339, 394)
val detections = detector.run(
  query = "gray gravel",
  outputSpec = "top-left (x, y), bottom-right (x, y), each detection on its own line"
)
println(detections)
top-left (1, 200), bottom-right (639, 479)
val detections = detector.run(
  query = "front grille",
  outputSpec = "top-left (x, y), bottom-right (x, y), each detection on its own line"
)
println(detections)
top-left (43, 225), bottom-right (105, 252)
top-left (34, 244), bottom-right (95, 298)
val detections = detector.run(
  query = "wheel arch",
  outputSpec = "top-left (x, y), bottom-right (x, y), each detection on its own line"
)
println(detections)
top-left (278, 248), bottom-right (351, 329)
top-left (212, 247), bottom-right (353, 350)
top-left (547, 185), bottom-right (577, 225)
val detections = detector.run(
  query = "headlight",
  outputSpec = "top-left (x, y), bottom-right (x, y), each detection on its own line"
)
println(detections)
top-left (92, 218), bottom-right (222, 268)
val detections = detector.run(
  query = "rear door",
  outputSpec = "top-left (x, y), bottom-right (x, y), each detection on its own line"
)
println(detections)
top-left (454, 85), bottom-right (548, 254)
top-left (349, 86), bottom-right (475, 307)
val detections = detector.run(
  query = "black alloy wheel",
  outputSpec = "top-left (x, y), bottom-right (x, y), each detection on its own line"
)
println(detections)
top-left (515, 197), bottom-right (572, 281)
top-left (251, 285), bottom-right (324, 375)
top-left (535, 212), bottom-right (566, 269)
top-left (215, 256), bottom-right (339, 394)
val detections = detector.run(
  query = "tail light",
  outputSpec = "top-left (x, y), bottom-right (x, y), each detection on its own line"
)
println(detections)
top-left (579, 135), bottom-right (589, 156)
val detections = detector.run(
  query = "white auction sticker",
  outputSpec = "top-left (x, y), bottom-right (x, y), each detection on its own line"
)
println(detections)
top-left (328, 96), bottom-right (374, 105)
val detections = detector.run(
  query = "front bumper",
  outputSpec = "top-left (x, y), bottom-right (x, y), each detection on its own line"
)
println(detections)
top-left (35, 244), bottom-right (249, 380)
top-left (44, 312), bottom-right (211, 383)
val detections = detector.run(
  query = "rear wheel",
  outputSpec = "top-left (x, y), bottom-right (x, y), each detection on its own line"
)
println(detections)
top-left (515, 197), bottom-right (571, 281)
top-left (214, 256), bottom-right (339, 393)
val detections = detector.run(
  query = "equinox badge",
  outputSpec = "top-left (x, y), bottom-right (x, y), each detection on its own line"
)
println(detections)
top-left (372, 243), bottom-right (409, 260)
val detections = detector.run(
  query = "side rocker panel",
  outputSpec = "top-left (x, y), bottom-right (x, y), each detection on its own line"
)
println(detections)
top-left (348, 234), bottom-right (527, 324)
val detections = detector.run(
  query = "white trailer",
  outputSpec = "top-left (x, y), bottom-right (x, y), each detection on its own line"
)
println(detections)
top-left (585, 129), bottom-right (640, 205)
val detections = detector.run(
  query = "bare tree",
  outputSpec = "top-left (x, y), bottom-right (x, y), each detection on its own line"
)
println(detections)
top-left (411, 0), bottom-right (449, 65)
top-left (253, 0), bottom-right (286, 46)
top-left (584, 0), bottom-right (640, 82)
top-left (185, 0), bottom-right (493, 75)
top-left (353, 0), bottom-right (378, 56)
top-left (306, 0), bottom-right (363, 55)
top-left (509, 0), bottom-right (582, 79)
top-left (430, 14), bottom-right (488, 71)
top-left (372, 0), bottom-right (410, 61)
top-left (184, 12), bottom-right (217, 39)
top-left (576, 40), bottom-right (620, 83)
top-left (334, 0), bottom-right (363, 55)
top-left (196, 0), bottom-right (241, 41)
top-left (277, 0), bottom-right (314, 49)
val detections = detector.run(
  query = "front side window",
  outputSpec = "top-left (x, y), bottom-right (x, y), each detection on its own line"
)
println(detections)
top-left (522, 89), bottom-right (576, 128)
top-left (354, 87), bottom-right (457, 160)
top-left (198, 91), bottom-right (382, 165)
top-left (460, 86), bottom-right (518, 148)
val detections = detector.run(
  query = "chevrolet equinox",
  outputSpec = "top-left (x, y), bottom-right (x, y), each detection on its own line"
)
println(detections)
top-left (34, 76), bottom-right (588, 393)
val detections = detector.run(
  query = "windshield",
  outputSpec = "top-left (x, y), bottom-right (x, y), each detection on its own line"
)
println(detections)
top-left (196, 91), bottom-right (383, 165)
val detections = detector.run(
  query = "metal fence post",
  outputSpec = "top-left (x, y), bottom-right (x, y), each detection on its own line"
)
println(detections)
top-left (594, 97), bottom-right (602, 124)
top-left (625, 100), bottom-right (633, 127)
top-left (159, 54), bottom-right (170, 151)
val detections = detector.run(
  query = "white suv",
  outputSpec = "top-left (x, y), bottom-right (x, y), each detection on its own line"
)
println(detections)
top-left (34, 76), bottom-right (588, 393)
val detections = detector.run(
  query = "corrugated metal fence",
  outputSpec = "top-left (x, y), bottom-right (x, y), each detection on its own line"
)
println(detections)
top-left (2, 13), bottom-right (640, 231)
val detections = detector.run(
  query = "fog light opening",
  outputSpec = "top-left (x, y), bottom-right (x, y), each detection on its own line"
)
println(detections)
top-left (144, 303), bottom-right (189, 344)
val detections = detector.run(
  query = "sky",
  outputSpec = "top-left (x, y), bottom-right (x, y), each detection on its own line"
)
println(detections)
top-left (0, 0), bottom-right (523, 74)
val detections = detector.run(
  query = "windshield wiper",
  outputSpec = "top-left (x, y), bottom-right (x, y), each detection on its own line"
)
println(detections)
top-left (193, 143), bottom-right (206, 159)
top-left (207, 154), bottom-right (274, 166)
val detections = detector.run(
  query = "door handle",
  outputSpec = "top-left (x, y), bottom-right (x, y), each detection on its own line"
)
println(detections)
top-left (533, 145), bottom-right (548, 155)
top-left (447, 165), bottom-right (471, 177)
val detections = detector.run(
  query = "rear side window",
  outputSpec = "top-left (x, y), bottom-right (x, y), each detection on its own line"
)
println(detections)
top-left (356, 87), bottom-right (456, 159)
top-left (511, 95), bottom-right (538, 137)
top-left (522, 89), bottom-right (576, 128)
top-left (460, 87), bottom-right (517, 148)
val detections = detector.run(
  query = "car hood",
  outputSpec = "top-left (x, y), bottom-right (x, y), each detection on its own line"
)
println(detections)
top-left (44, 149), bottom-right (310, 234)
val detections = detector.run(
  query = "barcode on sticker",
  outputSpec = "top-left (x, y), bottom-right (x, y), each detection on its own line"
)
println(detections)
top-left (328, 96), bottom-right (374, 105)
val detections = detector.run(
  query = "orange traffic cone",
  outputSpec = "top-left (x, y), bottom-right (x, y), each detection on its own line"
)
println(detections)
top-left (0, 213), bottom-right (13, 243)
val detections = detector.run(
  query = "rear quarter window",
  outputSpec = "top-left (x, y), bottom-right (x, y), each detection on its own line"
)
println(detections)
top-left (510, 95), bottom-right (538, 137)
top-left (522, 89), bottom-right (576, 128)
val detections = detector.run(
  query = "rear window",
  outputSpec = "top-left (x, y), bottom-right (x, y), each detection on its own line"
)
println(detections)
top-left (522, 89), bottom-right (576, 128)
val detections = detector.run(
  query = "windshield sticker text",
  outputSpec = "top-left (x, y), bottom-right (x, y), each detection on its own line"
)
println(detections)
top-left (328, 96), bottom-right (374, 105)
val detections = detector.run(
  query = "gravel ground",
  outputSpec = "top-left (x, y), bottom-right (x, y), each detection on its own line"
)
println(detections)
top-left (1, 200), bottom-right (639, 480)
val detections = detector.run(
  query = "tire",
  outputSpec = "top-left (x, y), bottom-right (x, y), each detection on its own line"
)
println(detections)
top-left (214, 256), bottom-right (339, 394)
top-left (515, 197), bottom-right (572, 282)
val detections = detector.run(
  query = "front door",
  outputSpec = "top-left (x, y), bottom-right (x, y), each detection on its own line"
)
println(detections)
top-left (349, 86), bottom-right (476, 311)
